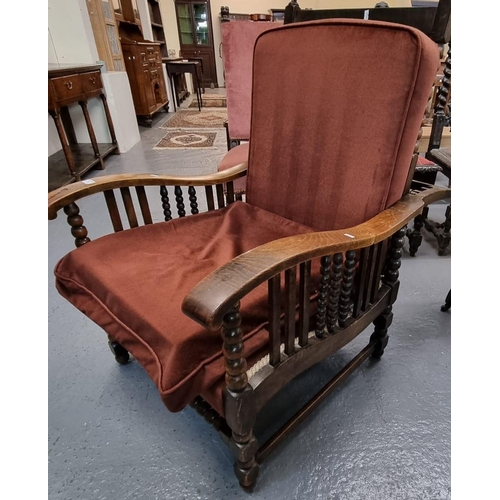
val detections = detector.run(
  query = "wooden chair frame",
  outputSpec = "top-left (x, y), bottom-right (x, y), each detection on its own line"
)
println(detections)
top-left (284, 0), bottom-right (450, 44)
top-left (407, 42), bottom-right (451, 256)
top-left (49, 168), bottom-right (449, 489)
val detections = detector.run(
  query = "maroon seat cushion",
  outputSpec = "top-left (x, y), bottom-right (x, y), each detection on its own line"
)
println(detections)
top-left (55, 202), bottom-right (315, 414)
top-left (217, 142), bottom-right (249, 193)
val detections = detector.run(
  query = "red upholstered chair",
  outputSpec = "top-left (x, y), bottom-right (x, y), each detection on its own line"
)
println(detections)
top-left (49, 20), bottom-right (448, 490)
top-left (407, 43), bottom-right (451, 256)
top-left (218, 0), bottom-right (451, 199)
top-left (216, 20), bottom-right (275, 196)
top-left (221, 21), bottom-right (274, 150)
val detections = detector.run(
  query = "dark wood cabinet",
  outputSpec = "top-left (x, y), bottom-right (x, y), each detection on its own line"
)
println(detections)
top-left (147, 0), bottom-right (168, 58)
top-left (121, 39), bottom-right (169, 125)
top-left (175, 0), bottom-right (217, 87)
top-left (117, 0), bottom-right (169, 126)
top-left (113, 0), bottom-right (141, 25)
top-left (148, 0), bottom-right (168, 57)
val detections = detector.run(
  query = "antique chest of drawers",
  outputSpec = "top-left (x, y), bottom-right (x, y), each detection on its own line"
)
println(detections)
top-left (120, 40), bottom-right (169, 126)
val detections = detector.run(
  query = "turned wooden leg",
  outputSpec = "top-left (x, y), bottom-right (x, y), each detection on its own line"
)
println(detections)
top-left (406, 213), bottom-right (425, 257)
top-left (370, 306), bottom-right (392, 359)
top-left (437, 205), bottom-right (451, 256)
top-left (79, 100), bottom-right (104, 169)
top-left (232, 429), bottom-right (259, 491)
top-left (441, 289), bottom-right (451, 312)
top-left (50, 109), bottom-right (78, 178)
top-left (99, 93), bottom-right (118, 147)
top-left (371, 227), bottom-right (405, 358)
top-left (423, 205), bottom-right (451, 256)
top-left (222, 303), bottom-right (259, 489)
top-left (190, 396), bottom-right (228, 432)
top-left (107, 335), bottom-right (130, 365)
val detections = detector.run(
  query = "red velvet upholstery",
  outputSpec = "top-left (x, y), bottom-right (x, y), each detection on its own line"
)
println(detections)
top-left (246, 20), bottom-right (439, 230)
top-left (221, 22), bottom-right (276, 141)
top-left (217, 142), bottom-right (249, 193)
top-left (54, 21), bottom-right (440, 418)
top-left (55, 202), bottom-right (315, 414)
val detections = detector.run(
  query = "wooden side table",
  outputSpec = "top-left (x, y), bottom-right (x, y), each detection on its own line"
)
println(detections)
top-left (184, 56), bottom-right (205, 94)
top-left (165, 61), bottom-right (203, 112)
top-left (48, 63), bottom-right (119, 192)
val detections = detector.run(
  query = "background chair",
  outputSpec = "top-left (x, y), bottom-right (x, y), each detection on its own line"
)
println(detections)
top-left (407, 42), bottom-right (451, 256)
top-left (49, 20), bottom-right (446, 490)
top-left (220, 19), bottom-right (274, 150)
top-left (217, 0), bottom-right (451, 199)
top-left (216, 15), bottom-right (277, 196)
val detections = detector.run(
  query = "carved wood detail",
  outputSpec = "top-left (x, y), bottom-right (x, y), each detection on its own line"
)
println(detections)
top-left (188, 186), bottom-right (199, 215)
top-left (315, 255), bottom-right (331, 338)
top-left (327, 252), bottom-right (343, 332)
top-left (339, 250), bottom-right (356, 327)
top-left (160, 185), bottom-right (172, 221)
top-left (174, 185), bottom-right (186, 217)
top-left (64, 202), bottom-right (90, 247)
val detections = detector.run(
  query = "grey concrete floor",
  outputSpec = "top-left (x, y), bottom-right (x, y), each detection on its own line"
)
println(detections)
top-left (48, 96), bottom-right (451, 500)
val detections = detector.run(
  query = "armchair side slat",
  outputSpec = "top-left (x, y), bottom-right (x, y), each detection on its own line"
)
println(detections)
top-left (135, 186), bottom-right (153, 225)
top-left (183, 186), bottom-right (450, 330)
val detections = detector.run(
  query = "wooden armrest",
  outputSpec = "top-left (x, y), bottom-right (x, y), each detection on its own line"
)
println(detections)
top-left (48, 163), bottom-right (248, 220)
top-left (182, 186), bottom-right (450, 330)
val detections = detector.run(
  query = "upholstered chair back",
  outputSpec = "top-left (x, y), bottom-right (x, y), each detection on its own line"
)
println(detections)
top-left (221, 21), bottom-right (275, 141)
top-left (245, 20), bottom-right (439, 231)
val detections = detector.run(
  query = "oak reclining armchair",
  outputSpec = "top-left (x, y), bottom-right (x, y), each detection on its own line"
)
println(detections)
top-left (48, 20), bottom-right (448, 490)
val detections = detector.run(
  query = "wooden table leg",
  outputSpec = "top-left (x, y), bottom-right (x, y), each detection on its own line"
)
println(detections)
top-left (79, 100), bottom-right (104, 169)
top-left (170, 75), bottom-right (178, 111)
top-left (199, 67), bottom-right (205, 94)
top-left (60, 106), bottom-right (78, 145)
top-left (100, 93), bottom-right (119, 153)
top-left (49, 109), bottom-right (78, 179)
top-left (194, 69), bottom-right (201, 111)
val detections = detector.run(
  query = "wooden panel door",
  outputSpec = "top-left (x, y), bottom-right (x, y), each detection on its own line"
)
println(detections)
top-left (175, 0), bottom-right (218, 87)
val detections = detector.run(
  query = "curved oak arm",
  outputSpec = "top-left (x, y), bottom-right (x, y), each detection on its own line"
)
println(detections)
top-left (48, 163), bottom-right (248, 220)
top-left (182, 186), bottom-right (450, 330)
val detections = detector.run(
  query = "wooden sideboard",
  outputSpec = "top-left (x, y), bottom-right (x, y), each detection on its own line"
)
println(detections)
top-left (120, 39), bottom-right (169, 126)
top-left (48, 63), bottom-right (119, 192)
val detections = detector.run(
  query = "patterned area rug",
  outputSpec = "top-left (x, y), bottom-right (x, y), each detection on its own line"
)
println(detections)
top-left (153, 131), bottom-right (217, 149)
top-left (189, 94), bottom-right (227, 108)
top-left (161, 109), bottom-right (227, 129)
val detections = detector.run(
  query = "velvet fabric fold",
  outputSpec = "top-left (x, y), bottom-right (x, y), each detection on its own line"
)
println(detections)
top-left (55, 202), bottom-right (316, 414)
